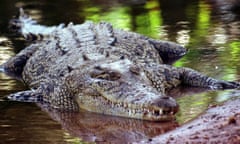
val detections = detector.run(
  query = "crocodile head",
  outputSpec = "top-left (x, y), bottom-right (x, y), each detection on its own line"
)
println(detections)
top-left (65, 58), bottom-right (178, 121)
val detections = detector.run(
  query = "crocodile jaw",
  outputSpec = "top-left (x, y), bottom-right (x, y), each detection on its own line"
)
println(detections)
top-left (76, 92), bottom-right (178, 121)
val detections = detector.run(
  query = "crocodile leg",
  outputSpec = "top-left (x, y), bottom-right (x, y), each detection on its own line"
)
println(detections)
top-left (7, 81), bottom-right (79, 111)
top-left (8, 89), bottom-right (43, 102)
top-left (179, 67), bottom-right (240, 90)
top-left (1, 44), bottom-right (38, 79)
top-left (148, 38), bottom-right (187, 64)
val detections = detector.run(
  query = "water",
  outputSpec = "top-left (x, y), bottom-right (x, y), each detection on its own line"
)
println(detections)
top-left (0, 0), bottom-right (240, 143)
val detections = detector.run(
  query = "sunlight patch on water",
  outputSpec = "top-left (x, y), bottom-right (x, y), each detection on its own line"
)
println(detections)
top-left (0, 124), bottom-right (11, 128)
top-left (0, 37), bottom-right (8, 42)
top-left (208, 26), bottom-right (227, 46)
top-left (0, 37), bottom-right (14, 65)
top-left (215, 90), bottom-right (240, 102)
top-left (63, 132), bottom-right (86, 144)
top-left (176, 29), bottom-right (190, 46)
top-left (0, 74), bottom-right (23, 95)
top-left (0, 36), bottom-right (19, 93)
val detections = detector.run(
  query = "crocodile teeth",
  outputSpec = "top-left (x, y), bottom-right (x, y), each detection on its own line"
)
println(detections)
top-left (128, 110), bottom-right (131, 115)
top-left (132, 109), bottom-right (136, 114)
top-left (105, 98), bottom-right (168, 117)
top-left (159, 109), bottom-right (163, 115)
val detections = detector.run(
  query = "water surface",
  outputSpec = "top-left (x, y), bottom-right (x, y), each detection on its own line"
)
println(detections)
top-left (0, 0), bottom-right (240, 143)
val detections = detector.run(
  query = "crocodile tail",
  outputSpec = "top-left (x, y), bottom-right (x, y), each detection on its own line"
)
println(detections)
top-left (9, 8), bottom-right (65, 41)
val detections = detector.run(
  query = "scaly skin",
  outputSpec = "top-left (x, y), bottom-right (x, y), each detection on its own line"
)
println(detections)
top-left (2, 9), bottom-right (239, 121)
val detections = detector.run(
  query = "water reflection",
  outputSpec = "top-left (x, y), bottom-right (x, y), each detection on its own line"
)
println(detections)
top-left (39, 104), bottom-right (178, 143)
top-left (0, 0), bottom-right (240, 143)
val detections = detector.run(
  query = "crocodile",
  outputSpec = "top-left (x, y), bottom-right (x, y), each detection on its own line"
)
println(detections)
top-left (1, 8), bottom-right (239, 121)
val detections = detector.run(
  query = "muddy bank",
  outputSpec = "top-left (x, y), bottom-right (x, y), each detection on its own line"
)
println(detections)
top-left (136, 98), bottom-right (240, 144)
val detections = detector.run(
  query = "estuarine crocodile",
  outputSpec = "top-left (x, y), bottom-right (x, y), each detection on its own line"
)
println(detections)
top-left (1, 9), bottom-right (239, 121)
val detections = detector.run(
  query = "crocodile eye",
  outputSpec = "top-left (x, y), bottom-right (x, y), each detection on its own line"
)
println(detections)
top-left (129, 65), bottom-right (140, 75)
top-left (90, 67), bottom-right (121, 81)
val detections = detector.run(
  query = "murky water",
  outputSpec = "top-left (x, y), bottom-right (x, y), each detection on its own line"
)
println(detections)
top-left (0, 0), bottom-right (240, 143)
